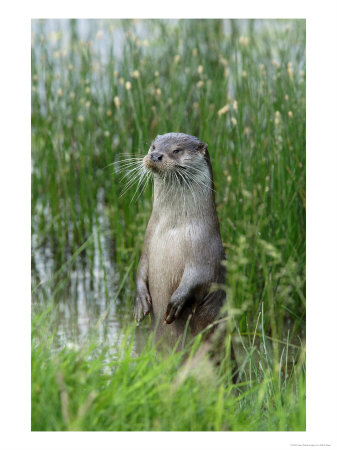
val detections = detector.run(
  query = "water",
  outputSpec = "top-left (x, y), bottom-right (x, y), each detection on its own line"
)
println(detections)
top-left (31, 18), bottom-right (297, 67)
top-left (31, 188), bottom-right (139, 352)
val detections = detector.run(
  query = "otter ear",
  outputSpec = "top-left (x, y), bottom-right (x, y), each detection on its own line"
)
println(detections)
top-left (198, 142), bottom-right (208, 155)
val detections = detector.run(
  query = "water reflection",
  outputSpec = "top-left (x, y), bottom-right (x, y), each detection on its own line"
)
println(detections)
top-left (31, 190), bottom-right (134, 352)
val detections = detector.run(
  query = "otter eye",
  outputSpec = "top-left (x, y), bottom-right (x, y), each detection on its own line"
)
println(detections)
top-left (172, 149), bottom-right (181, 154)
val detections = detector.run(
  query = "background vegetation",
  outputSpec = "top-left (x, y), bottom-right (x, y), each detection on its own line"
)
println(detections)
top-left (31, 19), bottom-right (306, 431)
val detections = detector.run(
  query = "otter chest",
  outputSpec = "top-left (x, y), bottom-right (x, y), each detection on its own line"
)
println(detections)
top-left (148, 219), bottom-right (198, 297)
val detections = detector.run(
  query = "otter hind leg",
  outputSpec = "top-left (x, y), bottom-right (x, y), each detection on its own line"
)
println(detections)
top-left (191, 290), bottom-right (226, 336)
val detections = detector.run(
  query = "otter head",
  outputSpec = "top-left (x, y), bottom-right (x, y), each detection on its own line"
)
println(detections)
top-left (143, 132), bottom-right (209, 177)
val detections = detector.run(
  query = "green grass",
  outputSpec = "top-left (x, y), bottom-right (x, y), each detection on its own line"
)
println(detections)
top-left (32, 306), bottom-right (305, 431)
top-left (31, 19), bottom-right (306, 431)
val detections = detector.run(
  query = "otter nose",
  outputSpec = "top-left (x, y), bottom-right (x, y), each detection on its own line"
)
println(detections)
top-left (150, 152), bottom-right (164, 162)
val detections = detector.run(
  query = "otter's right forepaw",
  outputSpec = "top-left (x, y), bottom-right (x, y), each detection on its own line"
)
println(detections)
top-left (133, 291), bottom-right (152, 323)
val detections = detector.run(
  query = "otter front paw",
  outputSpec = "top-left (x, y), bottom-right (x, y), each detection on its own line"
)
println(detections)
top-left (134, 287), bottom-right (152, 323)
top-left (164, 297), bottom-right (185, 324)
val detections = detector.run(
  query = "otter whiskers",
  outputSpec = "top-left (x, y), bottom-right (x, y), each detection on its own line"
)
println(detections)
top-left (107, 157), bottom-right (153, 202)
top-left (177, 163), bottom-right (215, 193)
top-left (110, 152), bottom-right (214, 207)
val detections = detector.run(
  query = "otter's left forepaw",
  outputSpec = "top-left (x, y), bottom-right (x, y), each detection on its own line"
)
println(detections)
top-left (164, 297), bottom-right (185, 324)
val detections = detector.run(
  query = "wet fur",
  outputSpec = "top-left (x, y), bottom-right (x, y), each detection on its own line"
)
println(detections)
top-left (134, 133), bottom-right (226, 347)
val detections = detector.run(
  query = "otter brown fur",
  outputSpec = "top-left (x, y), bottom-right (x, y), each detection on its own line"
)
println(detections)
top-left (134, 132), bottom-right (226, 347)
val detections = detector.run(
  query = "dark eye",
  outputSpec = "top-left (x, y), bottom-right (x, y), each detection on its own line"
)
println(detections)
top-left (152, 145), bottom-right (156, 150)
top-left (173, 149), bottom-right (181, 154)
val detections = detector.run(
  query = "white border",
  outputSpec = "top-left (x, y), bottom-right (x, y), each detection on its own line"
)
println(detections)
top-left (1, 0), bottom-right (337, 449)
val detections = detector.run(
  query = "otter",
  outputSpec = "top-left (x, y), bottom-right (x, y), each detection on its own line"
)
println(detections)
top-left (133, 132), bottom-right (226, 347)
